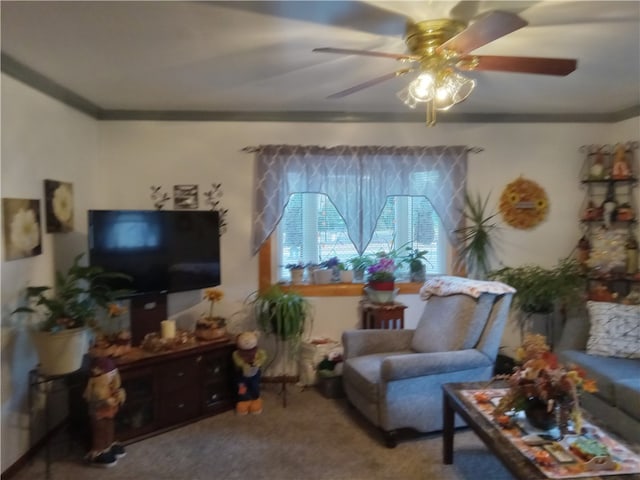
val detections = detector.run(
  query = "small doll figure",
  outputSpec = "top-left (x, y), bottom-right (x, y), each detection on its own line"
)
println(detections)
top-left (612, 144), bottom-right (631, 180)
top-left (83, 356), bottom-right (127, 467)
top-left (232, 331), bottom-right (267, 415)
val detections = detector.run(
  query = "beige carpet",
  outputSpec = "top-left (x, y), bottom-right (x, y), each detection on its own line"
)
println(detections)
top-left (14, 385), bottom-right (514, 480)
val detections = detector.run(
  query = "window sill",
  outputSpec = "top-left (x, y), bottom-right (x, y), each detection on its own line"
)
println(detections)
top-left (274, 282), bottom-right (424, 297)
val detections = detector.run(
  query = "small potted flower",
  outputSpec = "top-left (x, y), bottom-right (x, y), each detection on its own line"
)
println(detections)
top-left (348, 255), bottom-right (374, 282)
top-left (196, 288), bottom-right (227, 341)
top-left (286, 262), bottom-right (306, 285)
top-left (366, 257), bottom-right (396, 291)
top-left (337, 262), bottom-right (353, 283)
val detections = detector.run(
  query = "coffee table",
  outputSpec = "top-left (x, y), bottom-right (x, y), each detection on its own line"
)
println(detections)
top-left (442, 382), bottom-right (640, 480)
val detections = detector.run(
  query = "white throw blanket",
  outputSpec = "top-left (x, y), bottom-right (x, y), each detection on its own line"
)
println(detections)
top-left (420, 275), bottom-right (516, 300)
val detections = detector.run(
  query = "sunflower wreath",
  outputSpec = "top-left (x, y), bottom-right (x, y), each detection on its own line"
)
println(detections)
top-left (499, 177), bottom-right (549, 229)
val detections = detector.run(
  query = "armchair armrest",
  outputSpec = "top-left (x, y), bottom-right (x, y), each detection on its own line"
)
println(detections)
top-left (381, 349), bottom-right (492, 382)
top-left (342, 329), bottom-right (415, 359)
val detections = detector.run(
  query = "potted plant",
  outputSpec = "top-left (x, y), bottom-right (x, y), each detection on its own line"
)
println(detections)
top-left (488, 257), bottom-right (585, 346)
top-left (12, 253), bottom-right (132, 375)
top-left (195, 287), bottom-right (228, 341)
top-left (453, 192), bottom-right (499, 279)
top-left (285, 262), bottom-right (306, 285)
top-left (250, 285), bottom-right (311, 342)
top-left (399, 247), bottom-right (429, 282)
top-left (337, 262), bottom-right (353, 283)
top-left (348, 255), bottom-right (374, 282)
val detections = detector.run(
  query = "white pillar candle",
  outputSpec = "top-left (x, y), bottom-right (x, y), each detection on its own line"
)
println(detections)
top-left (161, 319), bottom-right (176, 339)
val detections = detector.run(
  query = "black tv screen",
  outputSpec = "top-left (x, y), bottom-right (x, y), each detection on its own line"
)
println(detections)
top-left (88, 210), bottom-right (220, 295)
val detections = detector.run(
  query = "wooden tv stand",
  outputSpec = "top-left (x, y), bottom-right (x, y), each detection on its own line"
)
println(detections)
top-left (70, 339), bottom-right (236, 445)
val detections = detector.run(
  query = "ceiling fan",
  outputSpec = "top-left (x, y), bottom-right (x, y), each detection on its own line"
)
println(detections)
top-left (313, 10), bottom-right (577, 125)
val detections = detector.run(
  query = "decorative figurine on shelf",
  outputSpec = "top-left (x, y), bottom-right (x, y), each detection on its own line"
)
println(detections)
top-left (83, 356), bottom-right (127, 468)
top-left (589, 150), bottom-right (606, 180)
top-left (601, 181), bottom-right (618, 229)
top-left (612, 144), bottom-right (632, 180)
top-left (232, 331), bottom-right (267, 416)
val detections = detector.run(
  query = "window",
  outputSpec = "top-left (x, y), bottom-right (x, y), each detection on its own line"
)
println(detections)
top-left (276, 193), bottom-right (448, 283)
top-left (251, 144), bottom-right (469, 294)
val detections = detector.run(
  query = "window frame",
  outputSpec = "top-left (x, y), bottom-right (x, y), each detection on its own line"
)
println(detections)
top-left (258, 236), bottom-right (463, 296)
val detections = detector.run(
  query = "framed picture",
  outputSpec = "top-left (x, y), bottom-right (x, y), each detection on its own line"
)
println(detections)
top-left (2, 198), bottom-right (42, 261)
top-left (174, 185), bottom-right (198, 209)
top-left (44, 179), bottom-right (74, 233)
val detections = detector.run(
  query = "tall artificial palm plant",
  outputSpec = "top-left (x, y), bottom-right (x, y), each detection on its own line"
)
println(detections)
top-left (454, 192), bottom-right (499, 279)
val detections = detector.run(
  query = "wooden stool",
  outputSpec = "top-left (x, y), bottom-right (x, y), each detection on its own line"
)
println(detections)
top-left (360, 300), bottom-right (407, 329)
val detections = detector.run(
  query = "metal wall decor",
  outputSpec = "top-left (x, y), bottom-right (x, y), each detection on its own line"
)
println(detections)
top-left (204, 183), bottom-right (228, 235)
top-left (150, 185), bottom-right (171, 210)
top-left (173, 185), bottom-right (198, 210)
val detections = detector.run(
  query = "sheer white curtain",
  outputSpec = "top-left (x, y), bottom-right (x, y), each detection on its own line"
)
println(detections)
top-left (249, 145), bottom-right (468, 255)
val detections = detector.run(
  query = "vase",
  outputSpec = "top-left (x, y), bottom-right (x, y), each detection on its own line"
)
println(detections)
top-left (313, 268), bottom-right (333, 284)
top-left (31, 327), bottom-right (89, 376)
top-left (289, 268), bottom-right (304, 285)
top-left (524, 397), bottom-right (557, 431)
top-left (340, 270), bottom-right (354, 283)
top-left (367, 280), bottom-right (395, 291)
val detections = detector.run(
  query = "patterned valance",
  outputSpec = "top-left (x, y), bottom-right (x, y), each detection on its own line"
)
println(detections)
top-left (248, 145), bottom-right (469, 255)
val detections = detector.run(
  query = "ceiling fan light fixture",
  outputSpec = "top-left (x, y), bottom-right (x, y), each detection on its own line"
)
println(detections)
top-left (407, 72), bottom-right (435, 102)
top-left (396, 87), bottom-right (419, 109)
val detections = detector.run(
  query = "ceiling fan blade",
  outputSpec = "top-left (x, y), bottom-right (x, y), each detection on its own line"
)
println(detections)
top-left (437, 10), bottom-right (528, 55)
top-left (463, 55), bottom-right (577, 76)
top-left (313, 47), bottom-right (418, 61)
top-left (326, 68), bottom-right (414, 99)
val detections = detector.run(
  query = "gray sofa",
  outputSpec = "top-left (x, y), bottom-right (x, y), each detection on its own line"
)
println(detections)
top-left (342, 289), bottom-right (513, 447)
top-left (556, 305), bottom-right (640, 444)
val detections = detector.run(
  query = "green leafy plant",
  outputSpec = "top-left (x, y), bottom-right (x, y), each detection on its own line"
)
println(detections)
top-left (454, 192), bottom-right (499, 279)
top-left (488, 258), bottom-right (585, 314)
top-left (250, 285), bottom-right (311, 341)
top-left (348, 255), bottom-right (374, 272)
top-left (12, 253), bottom-right (132, 332)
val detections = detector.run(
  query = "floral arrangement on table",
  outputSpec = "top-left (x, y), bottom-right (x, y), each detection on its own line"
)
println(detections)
top-left (91, 302), bottom-right (132, 357)
top-left (366, 257), bottom-right (396, 282)
top-left (492, 334), bottom-right (597, 433)
top-left (197, 288), bottom-right (227, 340)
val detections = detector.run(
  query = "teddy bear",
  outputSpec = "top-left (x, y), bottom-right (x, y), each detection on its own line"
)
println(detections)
top-left (232, 331), bottom-right (267, 415)
top-left (83, 356), bottom-right (127, 467)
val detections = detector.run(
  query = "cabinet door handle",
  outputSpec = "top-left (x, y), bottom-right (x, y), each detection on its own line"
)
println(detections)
top-left (176, 371), bottom-right (184, 377)
top-left (177, 403), bottom-right (185, 409)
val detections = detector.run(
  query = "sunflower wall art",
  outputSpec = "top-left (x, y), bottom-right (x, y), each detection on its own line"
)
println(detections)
top-left (2, 198), bottom-right (42, 260)
top-left (499, 176), bottom-right (549, 229)
top-left (44, 179), bottom-right (74, 233)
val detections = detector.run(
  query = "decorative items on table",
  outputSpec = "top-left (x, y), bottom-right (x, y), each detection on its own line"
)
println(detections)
top-left (160, 319), bottom-right (176, 339)
top-left (140, 330), bottom-right (195, 353)
top-left (196, 288), bottom-right (228, 341)
top-left (90, 302), bottom-right (132, 358)
top-left (493, 334), bottom-right (597, 434)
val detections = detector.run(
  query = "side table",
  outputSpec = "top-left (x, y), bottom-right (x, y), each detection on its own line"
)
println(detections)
top-left (360, 300), bottom-right (407, 329)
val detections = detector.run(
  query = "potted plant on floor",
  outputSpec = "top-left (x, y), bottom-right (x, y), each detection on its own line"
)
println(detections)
top-left (250, 285), bottom-right (311, 342)
top-left (488, 257), bottom-right (585, 347)
top-left (12, 253), bottom-right (132, 375)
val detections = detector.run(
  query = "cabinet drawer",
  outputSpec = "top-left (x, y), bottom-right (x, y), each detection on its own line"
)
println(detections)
top-left (160, 388), bottom-right (199, 426)
top-left (202, 354), bottom-right (230, 383)
top-left (159, 357), bottom-right (199, 393)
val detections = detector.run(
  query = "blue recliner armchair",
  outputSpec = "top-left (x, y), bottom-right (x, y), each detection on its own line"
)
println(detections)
top-left (342, 277), bottom-right (514, 447)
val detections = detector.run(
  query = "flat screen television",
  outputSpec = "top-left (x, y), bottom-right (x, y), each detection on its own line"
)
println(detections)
top-left (88, 209), bottom-right (221, 296)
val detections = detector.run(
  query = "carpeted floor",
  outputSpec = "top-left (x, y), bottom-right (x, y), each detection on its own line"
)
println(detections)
top-left (15, 385), bottom-right (515, 480)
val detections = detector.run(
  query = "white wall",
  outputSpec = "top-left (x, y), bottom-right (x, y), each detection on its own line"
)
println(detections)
top-left (1, 74), bottom-right (98, 472)
top-left (2, 72), bottom-right (639, 472)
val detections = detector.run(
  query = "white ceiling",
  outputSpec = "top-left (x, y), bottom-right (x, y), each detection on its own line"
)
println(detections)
top-left (2, 1), bottom-right (639, 122)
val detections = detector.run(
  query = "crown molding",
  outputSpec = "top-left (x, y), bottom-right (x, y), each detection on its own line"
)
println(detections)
top-left (3, 53), bottom-right (639, 124)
